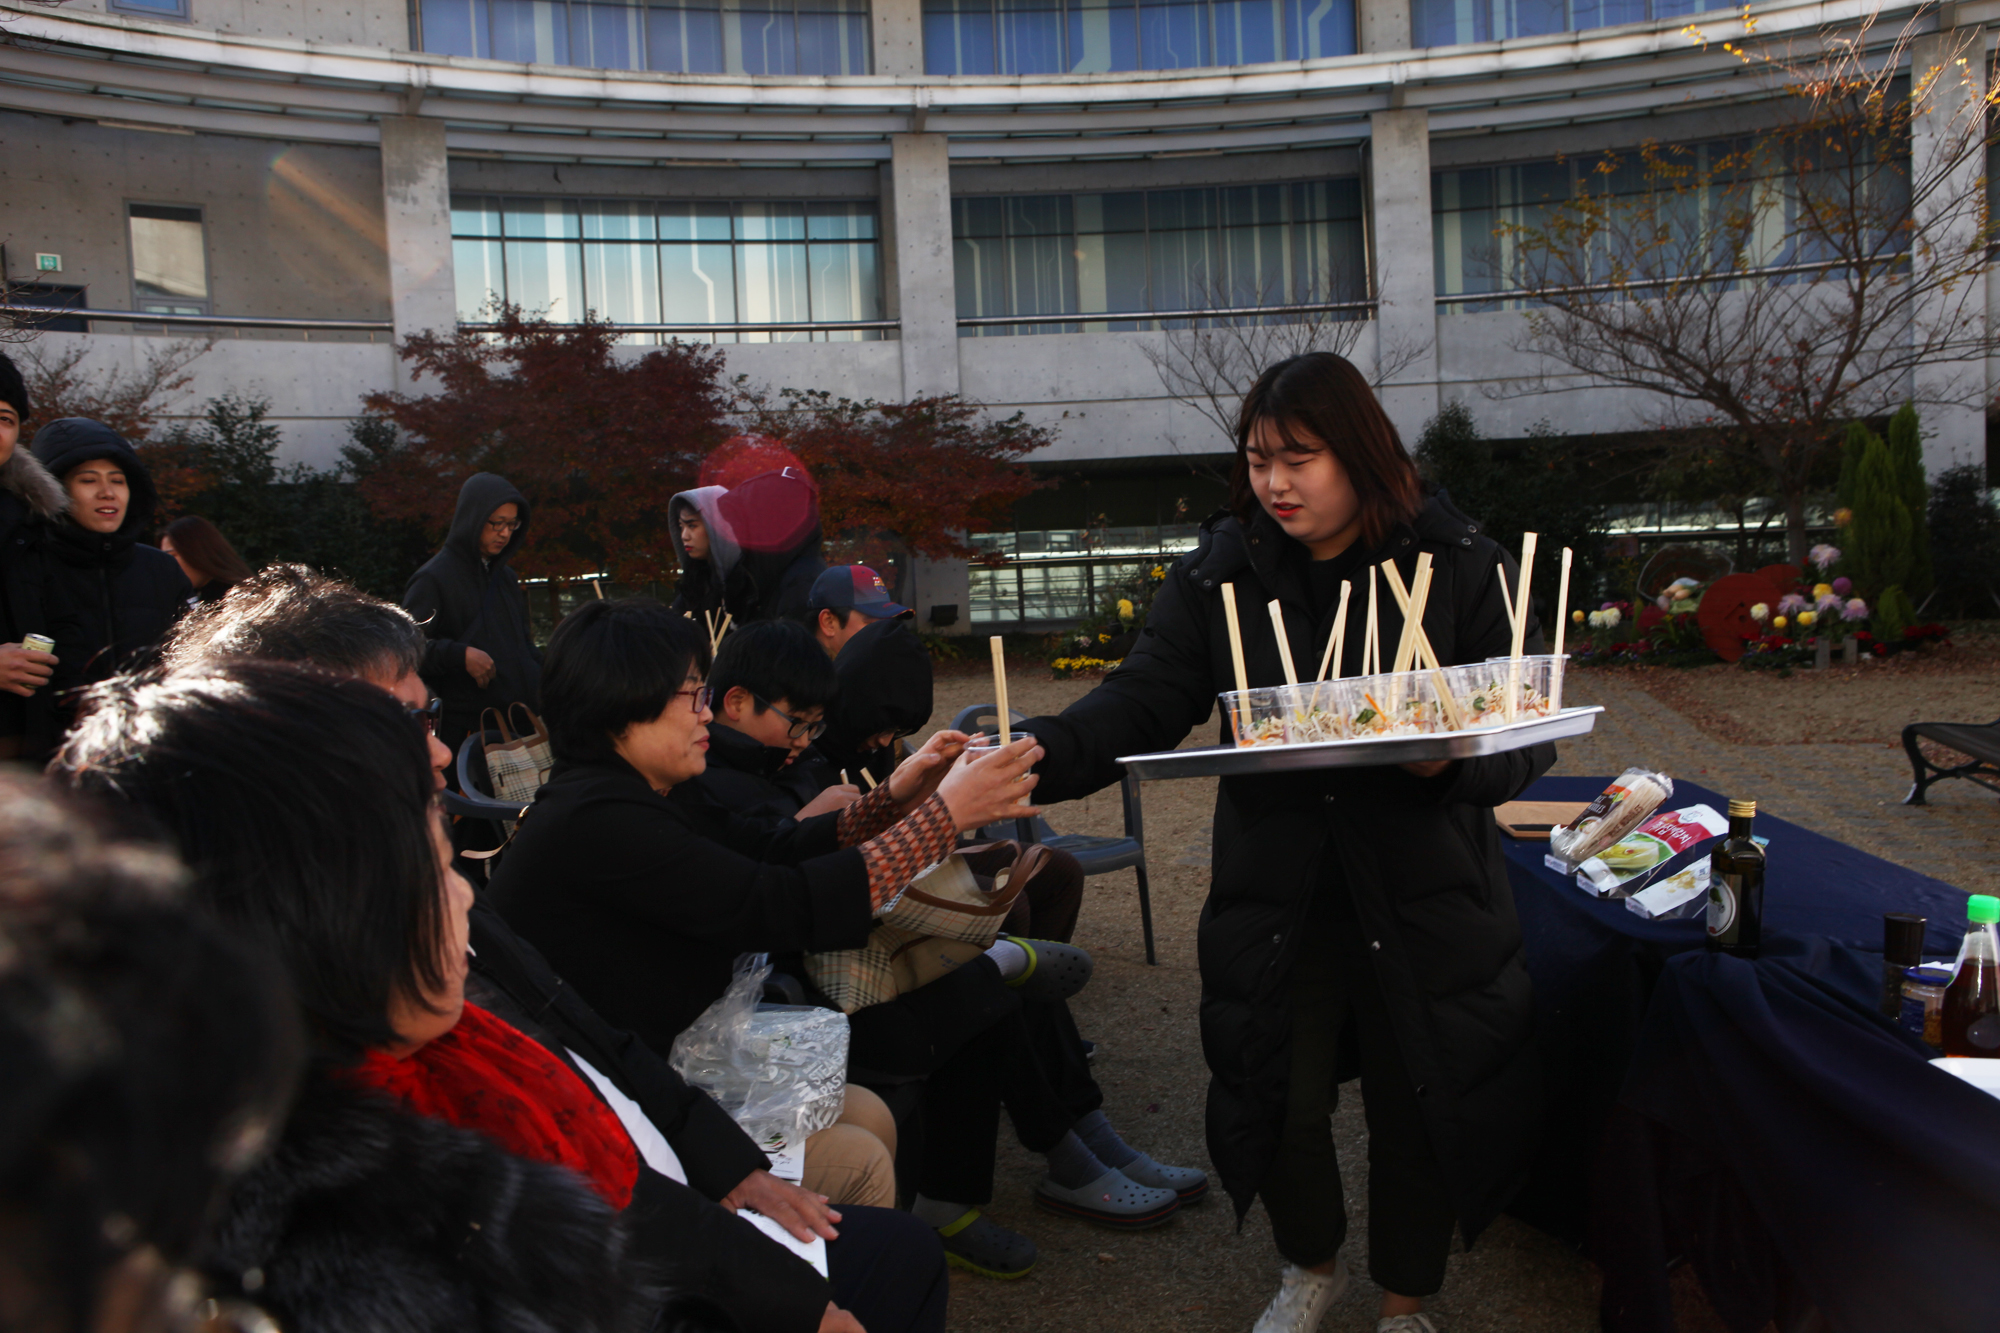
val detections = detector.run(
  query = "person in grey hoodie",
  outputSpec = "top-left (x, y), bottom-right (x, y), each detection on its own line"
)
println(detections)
top-left (403, 472), bottom-right (542, 754)
top-left (667, 484), bottom-right (743, 623)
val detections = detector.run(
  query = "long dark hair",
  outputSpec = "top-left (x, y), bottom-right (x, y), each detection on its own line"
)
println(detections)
top-left (1231, 352), bottom-right (1423, 552)
top-left (163, 515), bottom-right (253, 590)
top-left (51, 661), bottom-right (444, 1057)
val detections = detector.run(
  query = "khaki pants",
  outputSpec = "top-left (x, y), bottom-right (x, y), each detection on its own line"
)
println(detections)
top-left (802, 1083), bottom-right (898, 1209)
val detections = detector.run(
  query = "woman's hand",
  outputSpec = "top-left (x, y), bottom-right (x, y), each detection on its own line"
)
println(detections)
top-left (721, 1169), bottom-right (841, 1242)
top-left (885, 730), bottom-right (970, 808)
top-left (819, 1304), bottom-right (866, 1333)
top-left (936, 736), bottom-right (1042, 832)
top-left (0, 642), bottom-right (56, 697)
top-left (1400, 760), bottom-right (1452, 779)
top-left (799, 784), bottom-right (861, 819)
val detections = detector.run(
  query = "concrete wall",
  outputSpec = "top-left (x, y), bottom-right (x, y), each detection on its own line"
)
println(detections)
top-left (59, 0), bottom-right (412, 49)
top-left (0, 112), bottom-right (389, 324)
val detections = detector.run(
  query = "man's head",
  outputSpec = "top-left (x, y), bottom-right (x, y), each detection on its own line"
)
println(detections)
top-left (708, 619), bottom-right (838, 765)
top-left (0, 351), bottom-right (30, 468)
top-left (481, 502), bottom-right (521, 560)
top-left (162, 565), bottom-right (451, 785)
top-left (62, 457), bottom-right (129, 535)
top-left (806, 565), bottom-right (913, 659)
top-left (31, 419), bottom-right (155, 539)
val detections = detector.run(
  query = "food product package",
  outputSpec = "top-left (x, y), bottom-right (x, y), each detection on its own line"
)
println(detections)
top-left (1624, 861), bottom-right (1710, 920)
top-left (1576, 803), bottom-right (1728, 897)
top-left (1547, 768), bottom-right (1674, 868)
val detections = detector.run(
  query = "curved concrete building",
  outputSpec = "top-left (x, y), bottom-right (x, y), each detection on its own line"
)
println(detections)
top-left (0, 0), bottom-right (1982, 623)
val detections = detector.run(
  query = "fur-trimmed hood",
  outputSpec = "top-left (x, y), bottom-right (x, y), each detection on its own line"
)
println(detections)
top-left (0, 443), bottom-right (66, 524)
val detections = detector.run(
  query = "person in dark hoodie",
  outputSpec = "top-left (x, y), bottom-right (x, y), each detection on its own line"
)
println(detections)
top-left (4, 417), bottom-right (191, 761)
top-left (668, 484), bottom-right (744, 623)
top-left (0, 354), bottom-right (66, 733)
top-left (404, 471), bottom-right (543, 754)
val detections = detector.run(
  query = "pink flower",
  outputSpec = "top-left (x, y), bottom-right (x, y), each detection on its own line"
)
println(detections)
top-left (1809, 543), bottom-right (1842, 572)
top-left (1831, 576), bottom-right (1852, 596)
top-left (1778, 593), bottom-right (1809, 615)
top-left (1842, 598), bottom-right (1869, 621)
top-left (1816, 593), bottom-right (1843, 614)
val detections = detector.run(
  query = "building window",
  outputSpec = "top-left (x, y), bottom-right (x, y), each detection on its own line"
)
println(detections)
top-left (1412, 0), bottom-right (1725, 48)
top-left (128, 204), bottom-right (210, 316)
top-left (417, 0), bottom-right (870, 75)
top-left (109, 0), bottom-right (190, 18)
top-left (451, 196), bottom-right (884, 341)
top-left (924, 0), bottom-right (1351, 74)
top-left (953, 181), bottom-right (1366, 335)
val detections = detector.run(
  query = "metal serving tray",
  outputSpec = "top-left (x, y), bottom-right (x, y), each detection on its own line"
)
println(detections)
top-left (1116, 705), bottom-right (1603, 781)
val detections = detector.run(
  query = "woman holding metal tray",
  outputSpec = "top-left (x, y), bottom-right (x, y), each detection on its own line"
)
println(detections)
top-left (1020, 352), bottom-right (1555, 1333)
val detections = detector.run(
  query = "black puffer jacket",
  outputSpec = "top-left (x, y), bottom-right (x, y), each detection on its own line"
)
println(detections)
top-left (1026, 493), bottom-right (1554, 1243)
top-left (7, 419), bottom-right (190, 758)
top-left (203, 1067), bottom-right (655, 1333)
top-left (811, 619), bottom-right (934, 787)
top-left (404, 473), bottom-right (543, 750)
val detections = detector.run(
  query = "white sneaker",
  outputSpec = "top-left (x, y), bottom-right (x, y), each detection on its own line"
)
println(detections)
top-left (1377, 1315), bottom-right (1438, 1333)
top-left (1250, 1259), bottom-right (1350, 1333)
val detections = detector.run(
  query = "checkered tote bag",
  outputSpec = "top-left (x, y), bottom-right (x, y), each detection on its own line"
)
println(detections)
top-left (480, 703), bottom-right (554, 808)
top-left (804, 855), bottom-right (1023, 1013)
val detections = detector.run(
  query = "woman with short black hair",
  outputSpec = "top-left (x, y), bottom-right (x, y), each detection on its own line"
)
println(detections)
top-left (1023, 352), bottom-right (1557, 1333)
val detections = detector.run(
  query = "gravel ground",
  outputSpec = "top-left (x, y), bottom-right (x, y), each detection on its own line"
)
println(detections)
top-left (918, 642), bottom-right (2000, 1333)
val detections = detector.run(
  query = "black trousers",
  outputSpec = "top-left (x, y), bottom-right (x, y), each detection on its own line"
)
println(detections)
top-left (847, 958), bottom-right (1098, 1205)
top-left (1258, 905), bottom-right (1458, 1297)
top-left (826, 1204), bottom-right (949, 1333)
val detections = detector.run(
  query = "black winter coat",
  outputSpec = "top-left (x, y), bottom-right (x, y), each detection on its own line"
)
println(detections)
top-left (465, 903), bottom-right (840, 1332)
top-left (1026, 495), bottom-right (1555, 1243)
top-left (6, 420), bottom-right (190, 758)
top-left (202, 1066), bottom-right (655, 1333)
top-left (486, 757), bottom-right (873, 1055)
top-left (405, 473), bottom-right (543, 750)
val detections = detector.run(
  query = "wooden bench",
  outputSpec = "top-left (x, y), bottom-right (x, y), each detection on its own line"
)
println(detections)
top-left (1902, 718), bottom-right (2000, 804)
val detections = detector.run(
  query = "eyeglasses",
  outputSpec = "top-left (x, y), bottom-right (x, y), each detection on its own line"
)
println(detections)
top-left (404, 697), bottom-right (443, 736)
top-left (675, 684), bottom-right (714, 713)
top-left (484, 517), bottom-right (523, 533)
top-left (756, 695), bottom-right (827, 742)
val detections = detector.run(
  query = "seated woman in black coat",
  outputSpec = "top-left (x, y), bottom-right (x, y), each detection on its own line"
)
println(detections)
top-left (56, 661), bottom-right (944, 1333)
top-left (4, 417), bottom-right (190, 760)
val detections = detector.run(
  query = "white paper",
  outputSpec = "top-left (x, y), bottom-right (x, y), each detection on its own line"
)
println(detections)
top-left (742, 1209), bottom-right (830, 1277)
top-left (566, 1049), bottom-right (687, 1185)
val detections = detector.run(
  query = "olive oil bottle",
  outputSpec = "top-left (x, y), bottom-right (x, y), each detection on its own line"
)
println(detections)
top-left (1706, 798), bottom-right (1765, 958)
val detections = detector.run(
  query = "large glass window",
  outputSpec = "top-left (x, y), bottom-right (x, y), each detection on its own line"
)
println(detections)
top-left (128, 204), bottom-right (209, 316)
top-left (452, 195), bottom-right (883, 341)
top-left (954, 180), bottom-right (1365, 334)
top-left (924, 0), bottom-right (1351, 74)
top-left (1413, 0), bottom-right (1724, 48)
top-left (418, 0), bottom-right (870, 75)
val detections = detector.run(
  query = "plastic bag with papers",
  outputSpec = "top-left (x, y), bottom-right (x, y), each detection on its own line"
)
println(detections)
top-left (668, 954), bottom-right (850, 1177)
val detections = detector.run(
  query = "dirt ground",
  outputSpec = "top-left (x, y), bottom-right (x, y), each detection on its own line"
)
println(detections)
top-left (920, 636), bottom-right (2000, 1333)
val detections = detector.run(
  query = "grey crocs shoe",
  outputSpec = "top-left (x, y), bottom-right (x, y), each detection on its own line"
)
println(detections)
top-left (1001, 935), bottom-right (1093, 1003)
top-left (1115, 1151), bottom-right (1210, 1203)
top-left (937, 1209), bottom-right (1038, 1279)
top-left (1033, 1167), bottom-right (1180, 1230)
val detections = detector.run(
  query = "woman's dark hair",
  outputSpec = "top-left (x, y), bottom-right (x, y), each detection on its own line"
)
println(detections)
top-left (50, 661), bottom-right (443, 1058)
top-left (709, 618), bottom-right (837, 714)
top-left (163, 516), bottom-right (254, 590)
top-left (542, 597), bottom-right (711, 767)
top-left (1231, 352), bottom-right (1423, 551)
top-left (0, 774), bottom-right (301, 1333)
top-left (163, 563), bottom-right (426, 680)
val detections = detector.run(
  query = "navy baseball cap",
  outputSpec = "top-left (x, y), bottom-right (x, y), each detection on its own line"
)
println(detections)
top-left (809, 565), bottom-right (913, 620)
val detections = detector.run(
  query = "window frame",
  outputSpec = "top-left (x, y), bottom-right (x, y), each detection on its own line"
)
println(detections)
top-left (410, 0), bottom-right (872, 75)
top-left (109, 0), bottom-right (191, 20)
top-left (125, 201), bottom-right (212, 318)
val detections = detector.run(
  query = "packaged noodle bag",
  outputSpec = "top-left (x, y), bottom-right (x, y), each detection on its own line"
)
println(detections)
top-left (1547, 768), bottom-right (1673, 869)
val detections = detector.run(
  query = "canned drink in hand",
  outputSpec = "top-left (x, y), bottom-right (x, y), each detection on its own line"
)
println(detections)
top-left (21, 634), bottom-right (54, 655)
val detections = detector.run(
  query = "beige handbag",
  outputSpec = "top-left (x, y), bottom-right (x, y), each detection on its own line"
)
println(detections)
top-left (480, 702), bottom-right (554, 807)
top-left (805, 853), bottom-right (1023, 1014)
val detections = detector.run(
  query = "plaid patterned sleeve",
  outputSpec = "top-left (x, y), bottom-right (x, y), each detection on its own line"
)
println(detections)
top-left (835, 781), bottom-right (906, 847)
top-left (856, 794), bottom-right (958, 914)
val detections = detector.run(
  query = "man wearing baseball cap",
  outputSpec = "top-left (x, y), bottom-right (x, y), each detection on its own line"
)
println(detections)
top-left (805, 564), bottom-right (913, 659)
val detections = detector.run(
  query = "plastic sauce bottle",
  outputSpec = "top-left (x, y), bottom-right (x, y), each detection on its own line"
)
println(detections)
top-left (1706, 798), bottom-right (1765, 958)
top-left (1942, 894), bottom-right (2000, 1058)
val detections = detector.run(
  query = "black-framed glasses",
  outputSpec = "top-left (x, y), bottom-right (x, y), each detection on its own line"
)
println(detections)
top-left (484, 517), bottom-right (523, 533)
top-left (404, 697), bottom-right (443, 736)
top-left (676, 684), bottom-right (714, 713)
top-left (756, 695), bottom-right (827, 741)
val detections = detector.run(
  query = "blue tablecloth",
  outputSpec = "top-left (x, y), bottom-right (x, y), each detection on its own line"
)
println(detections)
top-left (1500, 776), bottom-right (1999, 1331)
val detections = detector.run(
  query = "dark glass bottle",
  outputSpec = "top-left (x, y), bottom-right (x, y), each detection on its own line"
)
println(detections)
top-left (1706, 798), bottom-right (1765, 958)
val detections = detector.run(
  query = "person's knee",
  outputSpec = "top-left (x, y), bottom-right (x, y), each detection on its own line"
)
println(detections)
top-left (802, 1123), bottom-right (897, 1210)
top-left (838, 1083), bottom-right (898, 1158)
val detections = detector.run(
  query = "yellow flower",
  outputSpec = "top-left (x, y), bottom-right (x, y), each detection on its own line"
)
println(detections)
top-left (1798, 610), bottom-right (1816, 627)
top-left (1772, 615), bottom-right (1788, 629)
top-left (1834, 507), bottom-right (1853, 526)
top-left (1098, 633), bottom-right (1111, 643)
top-left (1151, 566), bottom-right (1165, 580)
top-left (1117, 598), bottom-right (1135, 621)
top-left (1812, 583), bottom-right (1833, 598)
top-left (1571, 609), bottom-right (1586, 623)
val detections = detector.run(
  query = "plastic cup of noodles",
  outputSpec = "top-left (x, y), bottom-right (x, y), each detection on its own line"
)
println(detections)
top-left (1445, 662), bottom-right (1514, 730)
top-left (1280, 680), bottom-right (1351, 744)
top-left (1219, 686), bottom-right (1289, 748)
top-left (1483, 654), bottom-right (1563, 720)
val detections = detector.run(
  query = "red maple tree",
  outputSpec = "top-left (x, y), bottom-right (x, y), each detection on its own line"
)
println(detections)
top-left (359, 306), bottom-right (732, 583)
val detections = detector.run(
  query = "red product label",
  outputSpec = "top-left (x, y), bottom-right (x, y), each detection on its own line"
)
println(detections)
top-left (1638, 809), bottom-right (1713, 855)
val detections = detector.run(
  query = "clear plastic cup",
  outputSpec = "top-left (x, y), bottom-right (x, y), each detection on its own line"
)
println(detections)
top-left (1219, 686), bottom-right (1290, 748)
top-left (962, 727), bottom-right (1037, 805)
top-left (1346, 672), bottom-right (1442, 737)
top-left (1483, 655), bottom-right (1563, 721)
top-left (1445, 661), bottom-right (1513, 730)
top-left (1280, 680), bottom-right (1350, 744)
